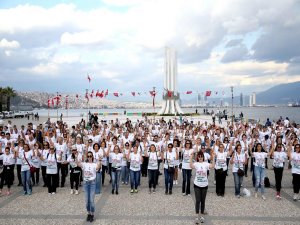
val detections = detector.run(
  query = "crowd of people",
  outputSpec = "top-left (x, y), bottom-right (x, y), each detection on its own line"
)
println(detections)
top-left (0, 115), bottom-right (299, 224)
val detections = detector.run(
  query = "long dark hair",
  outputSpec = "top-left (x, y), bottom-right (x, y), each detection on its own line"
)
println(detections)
top-left (254, 143), bottom-right (265, 152)
top-left (196, 151), bottom-right (204, 162)
top-left (86, 151), bottom-right (94, 162)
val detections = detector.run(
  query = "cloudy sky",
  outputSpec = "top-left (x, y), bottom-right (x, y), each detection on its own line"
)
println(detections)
top-left (0, 0), bottom-right (300, 99)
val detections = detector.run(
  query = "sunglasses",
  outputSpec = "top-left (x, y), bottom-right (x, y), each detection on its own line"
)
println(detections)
top-left (87, 155), bottom-right (93, 158)
top-left (50, 148), bottom-right (55, 150)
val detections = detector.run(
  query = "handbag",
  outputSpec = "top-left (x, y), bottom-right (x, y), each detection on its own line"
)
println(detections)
top-left (237, 168), bottom-right (244, 177)
top-left (236, 153), bottom-right (244, 177)
top-left (24, 153), bottom-right (36, 173)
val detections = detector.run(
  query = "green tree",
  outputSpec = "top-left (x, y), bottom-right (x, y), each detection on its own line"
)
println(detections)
top-left (0, 87), bottom-right (4, 112)
top-left (3, 87), bottom-right (16, 111)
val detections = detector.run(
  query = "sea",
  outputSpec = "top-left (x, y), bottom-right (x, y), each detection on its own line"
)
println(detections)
top-left (34, 106), bottom-right (300, 124)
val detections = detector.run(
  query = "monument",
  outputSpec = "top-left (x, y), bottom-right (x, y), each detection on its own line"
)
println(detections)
top-left (158, 47), bottom-right (184, 115)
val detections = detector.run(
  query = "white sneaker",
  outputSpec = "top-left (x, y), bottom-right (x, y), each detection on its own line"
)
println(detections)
top-left (52, 192), bottom-right (56, 195)
top-left (293, 194), bottom-right (298, 201)
top-left (195, 217), bottom-right (199, 224)
top-left (75, 190), bottom-right (79, 195)
top-left (200, 216), bottom-right (205, 223)
top-left (255, 192), bottom-right (258, 198)
top-left (70, 189), bottom-right (74, 194)
top-left (182, 193), bottom-right (186, 196)
top-left (262, 195), bottom-right (266, 200)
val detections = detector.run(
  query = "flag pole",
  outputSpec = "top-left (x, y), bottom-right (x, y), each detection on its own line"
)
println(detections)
top-left (56, 92), bottom-right (59, 121)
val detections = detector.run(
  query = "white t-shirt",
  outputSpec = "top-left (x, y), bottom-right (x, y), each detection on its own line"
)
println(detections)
top-left (40, 149), bottom-right (49, 166)
top-left (193, 162), bottom-right (210, 187)
top-left (291, 152), bottom-right (300, 174)
top-left (82, 162), bottom-right (97, 181)
top-left (148, 151), bottom-right (159, 170)
top-left (3, 153), bottom-right (15, 166)
top-left (15, 146), bottom-right (24, 165)
top-left (181, 149), bottom-right (194, 170)
top-left (253, 152), bottom-right (268, 168)
top-left (21, 150), bottom-right (33, 171)
top-left (129, 153), bottom-right (142, 171)
top-left (46, 153), bottom-right (58, 174)
top-left (272, 151), bottom-right (287, 168)
top-left (232, 153), bottom-right (246, 173)
top-left (163, 151), bottom-right (176, 169)
top-left (100, 147), bottom-right (108, 166)
top-left (67, 154), bottom-right (82, 173)
top-left (55, 143), bottom-right (67, 162)
top-left (215, 152), bottom-right (228, 170)
top-left (110, 152), bottom-right (123, 170)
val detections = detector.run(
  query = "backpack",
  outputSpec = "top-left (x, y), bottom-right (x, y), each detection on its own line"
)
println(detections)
top-left (264, 177), bottom-right (270, 188)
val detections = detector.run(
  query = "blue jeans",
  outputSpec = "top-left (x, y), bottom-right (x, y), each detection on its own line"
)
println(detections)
top-left (121, 166), bottom-right (129, 183)
top-left (112, 170), bottom-right (121, 191)
top-left (254, 166), bottom-right (265, 194)
top-left (21, 170), bottom-right (32, 194)
top-left (95, 171), bottom-right (102, 194)
top-left (130, 170), bottom-right (140, 190)
top-left (233, 172), bottom-right (243, 195)
top-left (182, 169), bottom-right (192, 194)
top-left (164, 168), bottom-right (174, 192)
top-left (84, 180), bottom-right (96, 213)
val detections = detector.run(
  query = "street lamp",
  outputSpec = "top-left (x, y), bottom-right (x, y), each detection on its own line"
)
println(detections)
top-left (153, 86), bottom-right (156, 122)
top-left (231, 86), bottom-right (234, 125)
top-left (86, 89), bottom-right (89, 125)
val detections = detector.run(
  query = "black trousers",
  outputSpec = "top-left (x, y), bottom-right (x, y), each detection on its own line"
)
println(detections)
top-left (292, 173), bottom-right (300, 194)
top-left (148, 169), bottom-right (158, 189)
top-left (141, 156), bottom-right (149, 176)
top-left (17, 164), bottom-right (22, 185)
top-left (0, 166), bottom-right (14, 189)
top-left (57, 163), bottom-right (68, 187)
top-left (41, 166), bottom-right (47, 186)
top-left (194, 185), bottom-right (208, 214)
top-left (70, 172), bottom-right (80, 190)
top-left (102, 165), bottom-right (107, 185)
top-left (274, 167), bottom-right (284, 192)
top-left (47, 173), bottom-right (58, 193)
top-left (215, 169), bottom-right (227, 195)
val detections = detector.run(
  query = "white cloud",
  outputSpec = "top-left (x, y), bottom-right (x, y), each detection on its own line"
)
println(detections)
top-left (0, 38), bottom-right (20, 49)
top-left (0, 0), bottom-right (300, 93)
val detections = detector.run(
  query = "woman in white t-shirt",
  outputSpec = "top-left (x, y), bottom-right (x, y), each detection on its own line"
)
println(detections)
top-left (270, 143), bottom-right (287, 199)
top-left (162, 143), bottom-right (178, 195)
top-left (40, 145), bottom-right (61, 194)
top-left (67, 146), bottom-right (83, 195)
top-left (18, 143), bottom-right (34, 195)
top-left (230, 144), bottom-right (247, 198)
top-left (110, 145), bottom-right (123, 195)
top-left (144, 144), bottom-right (160, 193)
top-left (0, 147), bottom-right (16, 195)
top-left (190, 150), bottom-right (215, 224)
top-left (127, 146), bottom-right (143, 194)
top-left (40, 141), bottom-right (50, 187)
top-left (180, 140), bottom-right (194, 196)
top-left (77, 151), bottom-right (101, 222)
top-left (249, 143), bottom-right (271, 200)
top-left (287, 143), bottom-right (300, 201)
top-left (215, 143), bottom-right (232, 197)
top-left (31, 142), bottom-right (42, 186)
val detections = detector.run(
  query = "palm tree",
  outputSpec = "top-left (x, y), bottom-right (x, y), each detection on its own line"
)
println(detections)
top-left (3, 87), bottom-right (16, 111)
top-left (0, 87), bottom-right (4, 112)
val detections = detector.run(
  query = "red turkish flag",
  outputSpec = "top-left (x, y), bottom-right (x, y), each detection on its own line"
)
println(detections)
top-left (205, 91), bottom-right (211, 97)
top-left (149, 91), bottom-right (156, 97)
top-left (51, 98), bottom-right (54, 107)
top-left (113, 92), bottom-right (119, 97)
top-left (105, 89), bottom-right (108, 97)
top-left (85, 92), bottom-right (89, 102)
top-left (167, 91), bottom-right (172, 97)
top-left (47, 99), bottom-right (50, 108)
top-left (186, 91), bottom-right (192, 94)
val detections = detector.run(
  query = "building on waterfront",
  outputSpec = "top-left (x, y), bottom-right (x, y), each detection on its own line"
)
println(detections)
top-left (158, 47), bottom-right (184, 115)
top-left (240, 93), bottom-right (243, 106)
top-left (252, 92), bottom-right (256, 106)
top-left (249, 94), bottom-right (253, 107)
